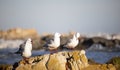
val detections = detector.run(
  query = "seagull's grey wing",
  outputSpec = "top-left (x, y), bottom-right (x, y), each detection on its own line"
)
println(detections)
top-left (63, 39), bottom-right (72, 48)
top-left (43, 43), bottom-right (48, 48)
top-left (15, 44), bottom-right (25, 54)
top-left (67, 39), bottom-right (72, 43)
top-left (66, 39), bottom-right (72, 45)
top-left (43, 38), bottom-right (54, 47)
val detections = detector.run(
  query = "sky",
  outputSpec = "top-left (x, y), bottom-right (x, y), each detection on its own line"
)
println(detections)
top-left (0, 0), bottom-right (120, 34)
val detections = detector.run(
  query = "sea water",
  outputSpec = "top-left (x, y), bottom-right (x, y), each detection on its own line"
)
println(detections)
top-left (86, 50), bottom-right (120, 64)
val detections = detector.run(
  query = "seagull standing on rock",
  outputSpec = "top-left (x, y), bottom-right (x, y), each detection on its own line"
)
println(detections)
top-left (15, 38), bottom-right (32, 62)
top-left (63, 32), bottom-right (80, 49)
top-left (43, 32), bottom-right (61, 52)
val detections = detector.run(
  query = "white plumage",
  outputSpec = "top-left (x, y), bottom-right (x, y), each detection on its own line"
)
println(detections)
top-left (44, 32), bottom-right (61, 50)
top-left (16, 38), bottom-right (32, 58)
top-left (63, 32), bottom-right (80, 49)
top-left (22, 38), bottom-right (32, 58)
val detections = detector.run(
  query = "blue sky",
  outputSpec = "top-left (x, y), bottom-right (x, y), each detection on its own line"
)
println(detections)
top-left (0, 0), bottom-right (120, 34)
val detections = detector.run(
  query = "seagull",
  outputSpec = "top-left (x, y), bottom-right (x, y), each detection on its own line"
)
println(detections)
top-left (43, 32), bottom-right (61, 52)
top-left (63, 32), bottom-right (80, 49)
top-left (15, 38), bottom-right (32, 63)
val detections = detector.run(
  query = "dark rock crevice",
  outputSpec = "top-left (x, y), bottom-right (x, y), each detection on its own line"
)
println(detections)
top-left (45, 54), bottom-right (50, 70)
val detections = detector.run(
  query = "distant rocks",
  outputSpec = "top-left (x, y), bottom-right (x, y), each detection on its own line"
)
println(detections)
top-left (0, 28), bottom-right (39, 40)
top-left (112, 34), bottom-right (120, 40)
top-left (77, 36), bottom-right (120, 51)
top-left (0, 28), bottom-right (41, 50)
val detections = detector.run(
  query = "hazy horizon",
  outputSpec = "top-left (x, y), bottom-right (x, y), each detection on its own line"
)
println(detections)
top-left (0, 0), bottom-right (120, 34)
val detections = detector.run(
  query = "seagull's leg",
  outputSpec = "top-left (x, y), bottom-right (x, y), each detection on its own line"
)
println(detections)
top-left (53, 48), bottom-right (58, 53)
top-left (49, 49), bottom-right (54, 54)
top-left (23, 57), bottom-right (30, 64)
top-left (49, 48), bottom-right (58, 54)
top-left (69, 47), bottom-right (75, 50)
top-left (49, 50), bottom-right (53, 54)
top-left (70, 48), bottom-right (74, 50)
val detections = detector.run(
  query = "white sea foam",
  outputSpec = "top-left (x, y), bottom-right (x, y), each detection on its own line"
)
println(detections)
top-left (0, 39), bottom-right (24, 53)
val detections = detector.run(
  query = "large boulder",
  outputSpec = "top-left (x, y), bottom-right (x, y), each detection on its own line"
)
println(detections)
top-left (13, 50), bottom-right (89, 70)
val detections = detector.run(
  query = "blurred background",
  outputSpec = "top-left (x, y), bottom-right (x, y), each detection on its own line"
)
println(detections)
top-left (0, 0), bottom-right (120, 34)
top-left (0, 1), bottom-right (120, 67)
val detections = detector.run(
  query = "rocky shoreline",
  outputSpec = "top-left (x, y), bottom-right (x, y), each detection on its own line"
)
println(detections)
top-left (0, 28), bottom-right (120, 70)
top-left (0, 50), bottom-right (120, 70)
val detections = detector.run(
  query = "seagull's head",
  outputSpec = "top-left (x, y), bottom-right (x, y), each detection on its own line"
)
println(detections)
top-left (26, 38), bottom-right (33, 44)
top-left (76, 32), bottom-right (80, 38)
top-left (55, 32), bottom-right (61, 37)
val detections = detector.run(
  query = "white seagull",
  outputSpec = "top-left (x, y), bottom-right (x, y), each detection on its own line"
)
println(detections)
top-left (63, 32), bottom-right (80, 49)
top-left (44, 32), bottom-right (61, 51)
top-left (16, 38), bottom-right (32, 60)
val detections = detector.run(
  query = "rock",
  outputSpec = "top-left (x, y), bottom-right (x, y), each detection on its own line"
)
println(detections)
top-left (88, 59), bottom-right (100, 65)
top-left (106, 56), bottom-right (120, 70)
top-left (0, 28), bottom-right (41, 50)
top-left (66, 50), bottom-right (88, 70)
top-left (0, 28), bottom-right (39, 40)
top-left (81, 64), bottom-right (116, 70)
top-left (0, 64), bottom-right (12, 70)
top-left (77, 37), bottom-right (120, 50)
top-left (47, 52), bottom-right (66, 70)
top-left (13, 50), bottom-right (89, 70)
top-left (112, 34), bottom-right (120, 40)
top-left (32, 54), bottom-right (49, 70)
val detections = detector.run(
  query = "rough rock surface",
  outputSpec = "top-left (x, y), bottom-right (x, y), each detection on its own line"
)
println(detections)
top-left (0, 64), bottom-right (12, 70)
top-left (13, 50), bottom-right (89, 70)
top-left (81, 64), bottom-right (116, 70)
top-left (106, 56), bottom-right (120, 70)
